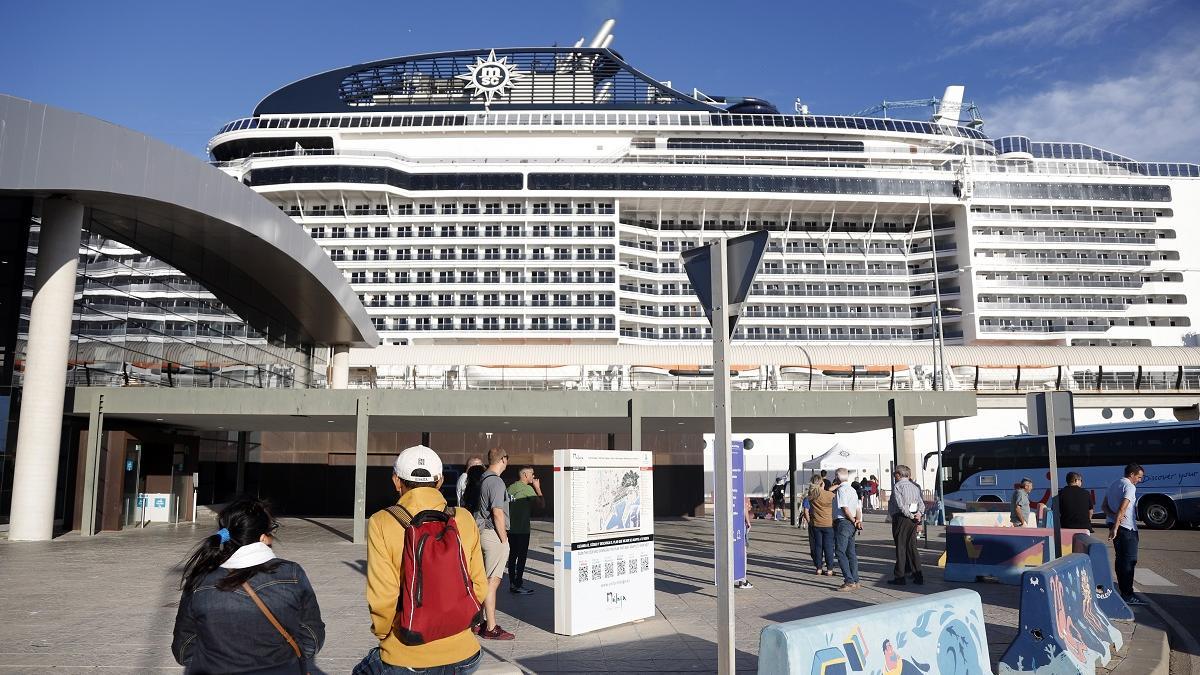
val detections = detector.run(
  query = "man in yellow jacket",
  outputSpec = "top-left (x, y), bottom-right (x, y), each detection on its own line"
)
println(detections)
top-left (354, 445), bottom-right (488, 674)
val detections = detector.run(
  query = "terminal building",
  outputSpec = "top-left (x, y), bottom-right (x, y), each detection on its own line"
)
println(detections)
top-left (2, 21), bottom-right (1199, 539)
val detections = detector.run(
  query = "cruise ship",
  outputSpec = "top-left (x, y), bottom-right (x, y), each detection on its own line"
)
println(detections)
top-left (206, 21), bottom-right (1198, 356)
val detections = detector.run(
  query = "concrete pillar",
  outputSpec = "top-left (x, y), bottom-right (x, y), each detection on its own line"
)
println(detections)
top-left (353, 397), bottom-right (370, 545)
top-left (888, 399), bottom-right (920, 489)
top-left (9, 198), bottom-right (84, 541)
top-left (330, 345), bottom-right (350, 389)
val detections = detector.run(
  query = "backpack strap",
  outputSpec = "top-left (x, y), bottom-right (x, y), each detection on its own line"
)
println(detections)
top-left (385, 505), bottom-right (416, 528)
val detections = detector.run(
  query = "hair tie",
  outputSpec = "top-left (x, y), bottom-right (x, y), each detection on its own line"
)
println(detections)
top-left (216, 528), bottom-right (231, 544)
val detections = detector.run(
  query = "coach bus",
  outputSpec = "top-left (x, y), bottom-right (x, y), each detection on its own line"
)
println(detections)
top-left (935, 420), bottom-right (1200, 529)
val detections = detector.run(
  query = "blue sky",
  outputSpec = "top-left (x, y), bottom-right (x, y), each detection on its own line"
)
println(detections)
top-left (2, 0), bottom-right (1197, 161)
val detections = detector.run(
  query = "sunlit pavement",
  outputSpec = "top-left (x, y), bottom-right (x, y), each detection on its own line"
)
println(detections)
top-left (2, 514), bottom-right (1178, 673)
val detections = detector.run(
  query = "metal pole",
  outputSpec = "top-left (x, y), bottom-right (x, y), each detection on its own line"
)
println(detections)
top-left (353, 397), bottom-right (370, 545)
top-left (1046, 394), bottom-right (1061, 558)
top-left (235, 432), bottom-right (248, 495)
top-left (928, 195), bottom-right (948, 528)
top-left (711, 237), bottom-right (735, 675)
top-left (788, 433), bottom-right (798, 526)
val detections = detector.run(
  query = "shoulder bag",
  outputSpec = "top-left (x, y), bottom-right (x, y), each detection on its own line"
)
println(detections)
top-left (242, 582), bottom-right (309, 675)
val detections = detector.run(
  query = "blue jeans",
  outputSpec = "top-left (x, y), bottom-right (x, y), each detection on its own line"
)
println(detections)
top-left (1113, 527), bottom-right (1139, 599)
top-left (353, 647), bottom-right (481, 675)
top-left (834, 519), bottom-right (859, 583)
top-left (810, 526), bottom-right (835, 571)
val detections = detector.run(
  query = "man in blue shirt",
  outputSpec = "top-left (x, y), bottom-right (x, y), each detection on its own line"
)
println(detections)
top-left (831, 468), bottom-right (862, 591)
top-left (1104, 463), bottom-right (1146, 606)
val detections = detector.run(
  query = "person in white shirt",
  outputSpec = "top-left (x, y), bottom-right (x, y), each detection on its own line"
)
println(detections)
top-left (831, 468), bottom-right (862, 591)
top-left (455, 456), bottom-right (484, 506)
top-left (1104, 463), bottom-right (1146, 606)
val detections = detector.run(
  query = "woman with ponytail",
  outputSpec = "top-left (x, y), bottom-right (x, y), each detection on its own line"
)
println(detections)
top-left (172, 498), bottom-right (325, 674)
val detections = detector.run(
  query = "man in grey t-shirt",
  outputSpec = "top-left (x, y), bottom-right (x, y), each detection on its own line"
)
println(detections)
top-left (1011, 478), bottom-right (1033, 526)
top-left (474, 448), bottom-right (514, 640)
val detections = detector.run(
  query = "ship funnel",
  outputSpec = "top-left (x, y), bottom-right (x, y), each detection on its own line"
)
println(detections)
top-left (589, 19), bottom-right (616, 48)
top-left (934, 85), bottom-right (965, 125)
top-left (601, 34), bottom-right (614, 49)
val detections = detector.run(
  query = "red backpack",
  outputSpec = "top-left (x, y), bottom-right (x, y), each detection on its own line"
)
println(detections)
top-left (385, 505), bottom-right (483, 645)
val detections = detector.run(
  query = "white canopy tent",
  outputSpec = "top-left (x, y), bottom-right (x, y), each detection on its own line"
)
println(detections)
top-left (801, 443), bottom-right (880, 473)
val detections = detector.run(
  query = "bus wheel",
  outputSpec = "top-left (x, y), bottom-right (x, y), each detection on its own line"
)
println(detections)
top-left (1140, 497), bottom-right (1177, 530)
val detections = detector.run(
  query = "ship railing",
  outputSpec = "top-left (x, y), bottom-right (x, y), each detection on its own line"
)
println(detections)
top-left (344, 364), bottom-right (1200, 394)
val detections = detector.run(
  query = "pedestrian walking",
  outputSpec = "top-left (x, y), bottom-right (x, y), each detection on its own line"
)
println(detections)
top-left (806, 475), bottom-right (836, 576)
top-left (1055, 472), bottom-right (1094, 532)
top-left (173, 498), bottom-right (325, 675)
top-left (1104, 463), bottom-right (1146, 606)
top-left (470, 448), bottom-right (516, 640)
top-left (355, 445), bottom-right (486, 674)
top-left (832, 468), bottom-right (862, 591)
top-left (887, 465), bottom-right (925, 586)
top-left (770, 477), bottom-right (787, 521)
top-left (506, 466), bottom-right (544, 595)
top-left (867, 475), bottom-right (880, 511)
top-left (1010, 478), bottom-right (1034, 526)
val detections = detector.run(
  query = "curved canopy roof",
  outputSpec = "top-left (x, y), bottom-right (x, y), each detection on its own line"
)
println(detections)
top-left (254, 47), bottom-right (720, 115)
top-left (0, 95), bottom-right (377, 347)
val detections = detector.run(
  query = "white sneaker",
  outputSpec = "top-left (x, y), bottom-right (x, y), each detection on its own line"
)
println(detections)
top-left (735, 581), bottom-right (754, 589)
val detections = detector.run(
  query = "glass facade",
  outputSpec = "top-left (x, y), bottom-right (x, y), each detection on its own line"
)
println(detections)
top-left (13, 220), bottom-right (328, 390)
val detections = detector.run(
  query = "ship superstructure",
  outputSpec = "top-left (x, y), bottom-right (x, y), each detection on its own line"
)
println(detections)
top-left (207, 21), bottom-right (1199, 352)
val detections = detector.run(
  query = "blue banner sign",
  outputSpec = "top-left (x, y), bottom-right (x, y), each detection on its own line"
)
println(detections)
top-left (732, 440), bottom-right (746, 583)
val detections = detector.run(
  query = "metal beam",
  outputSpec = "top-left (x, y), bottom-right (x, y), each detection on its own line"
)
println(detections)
top-left (353, 397), bottom-right (370, 545)
top-left (80, 394), bottom-right (104, 537)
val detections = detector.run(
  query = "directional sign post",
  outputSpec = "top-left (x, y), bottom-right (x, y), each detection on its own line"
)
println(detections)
top-left (682, 230), bottom-right (768, 675)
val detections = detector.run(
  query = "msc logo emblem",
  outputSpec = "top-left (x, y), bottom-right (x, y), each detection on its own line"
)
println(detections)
top-left (457, 50), bottom-right (526, 105)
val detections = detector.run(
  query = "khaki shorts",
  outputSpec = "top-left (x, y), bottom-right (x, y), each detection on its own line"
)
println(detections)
top-left (479, 528), bottom-right (510, 579)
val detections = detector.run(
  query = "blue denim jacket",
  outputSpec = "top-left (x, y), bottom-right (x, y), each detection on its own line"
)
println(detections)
top-left (172, 560), bottom-right (325, 674)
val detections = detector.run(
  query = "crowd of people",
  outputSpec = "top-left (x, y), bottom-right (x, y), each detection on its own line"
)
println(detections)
top-left (167, 446), bottom-right (1148, 673)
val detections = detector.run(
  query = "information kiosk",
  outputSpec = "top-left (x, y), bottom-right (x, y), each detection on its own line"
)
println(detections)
top-left (553, 449), bottom-right (655, 635)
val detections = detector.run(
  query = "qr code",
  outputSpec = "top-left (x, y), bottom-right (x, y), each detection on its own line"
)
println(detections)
top-left (616, 558), bottom-right (627, 576)
top-left (591, 563), bottom-right (602, 581)
top-left (640, 555), bottom-right (650, 572)
top-left (604, 560), bottom-right (615, 578)
top-left (577, 564), bottom-right (589, 583)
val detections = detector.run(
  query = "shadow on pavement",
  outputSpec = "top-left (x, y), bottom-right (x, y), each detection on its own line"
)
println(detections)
top-left (291, 517), bottom-right (353, 542)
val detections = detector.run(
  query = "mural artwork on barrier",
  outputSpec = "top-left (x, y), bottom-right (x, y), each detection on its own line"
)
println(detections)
top-left (999, 553), bottom-right (1124, 675)
top-left (1071, 534), bottom-right (1134, 622)
top-left (757, 589), bottom-right (992, 675)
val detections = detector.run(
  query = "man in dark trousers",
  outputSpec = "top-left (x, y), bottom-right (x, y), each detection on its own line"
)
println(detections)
top-left (887, 465), bottom-right (924, 586)
top-left (1054, 472), bottom-right (1094, 532)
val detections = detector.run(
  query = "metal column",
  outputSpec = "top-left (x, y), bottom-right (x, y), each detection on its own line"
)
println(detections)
top-left (889, 399), bottom-right (906, 488)
top-left (353, 397), bottom-right (370, 544)
top-left (235, 432), bottom-right (248, 495)
top-left (710, 237), bottom-right (735, 675)
top-left (788, 433), bottom-right (798, 526)
top-left (80, 394), bottom-right (104, 537)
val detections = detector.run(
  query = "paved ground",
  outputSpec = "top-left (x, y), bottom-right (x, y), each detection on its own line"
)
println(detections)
top-left (0, 514), bottom-right (1177, 673)
top-left (1121, 525), bottom-right (1200, 675)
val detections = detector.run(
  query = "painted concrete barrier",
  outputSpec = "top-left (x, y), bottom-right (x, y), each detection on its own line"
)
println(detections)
top-left (999, 553), bottom-right (1124, 675)
top-left (951, 511), bottom-right (1036, 527)
top-left (758, 589), bottom-right (991, 675)
top-left (942, 523), bottom-right (1092, 584)
top-left (1072, 533), bottom-right (1134, 622)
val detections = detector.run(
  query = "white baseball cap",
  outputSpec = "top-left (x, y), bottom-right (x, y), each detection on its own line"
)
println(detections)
top-left (393, 445), bottom-right (443, 483)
